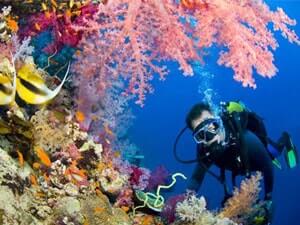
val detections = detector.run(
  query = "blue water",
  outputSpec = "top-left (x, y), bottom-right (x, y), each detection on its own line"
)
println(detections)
top-left (130, 1), bottom-right (300, 224)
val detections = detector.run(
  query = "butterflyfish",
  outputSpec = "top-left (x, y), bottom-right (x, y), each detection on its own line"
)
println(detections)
top-left (0, 65), bottom-right (16, 105)
top-left (16, 62), bottom-right (70, 105)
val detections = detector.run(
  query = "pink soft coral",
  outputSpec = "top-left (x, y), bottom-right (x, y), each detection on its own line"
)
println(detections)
top-left (129, 165), bottom-right (150, 190)
top-left (146, 165), bottom-right (170, 191)
top-left (73, 0), bottom-right (299, 106)
top-left (161, 194), bottom-right (186, 223)
top-left (184, 0), bottom-right (300, 88)
top-left (72, 0), bottom-right (198, 105)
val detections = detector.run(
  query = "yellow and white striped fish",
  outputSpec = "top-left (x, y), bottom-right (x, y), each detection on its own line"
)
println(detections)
top-left (0, 72), bottom-right (16, 105)
top-left (16, 62), bottom-right (70, 105)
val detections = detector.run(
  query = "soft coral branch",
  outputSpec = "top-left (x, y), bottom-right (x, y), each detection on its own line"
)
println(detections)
top-left (73, 0), bottom-right (198, 105)
top-left (73, 0), bottom-right (299, 106)
top-left (187, 0), bottom-right (300, 88)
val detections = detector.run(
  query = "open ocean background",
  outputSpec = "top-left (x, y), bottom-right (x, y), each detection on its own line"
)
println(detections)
top-left (130, 1), bottom-right (300, 224)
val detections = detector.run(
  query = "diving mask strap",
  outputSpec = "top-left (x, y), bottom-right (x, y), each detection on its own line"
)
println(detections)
top-left (173, 126), bottom-right (199, 164)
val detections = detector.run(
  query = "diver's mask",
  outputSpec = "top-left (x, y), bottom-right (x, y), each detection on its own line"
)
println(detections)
top-left (192, 117), bottom-right (224, 145)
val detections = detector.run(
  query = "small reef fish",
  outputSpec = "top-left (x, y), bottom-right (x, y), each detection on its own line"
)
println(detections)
top-left (34, 23), bottom-right (41, 31)
top-left (17, 150), bottom-right (24, 167)
top-left (6, 17), bottom-right (19, 32)
top-left (35, 148), bottom-right (52, 167)
top-left (65, 161), bottom-right (89, 186)
top-left (75, 111), bottom-right (85, 123)
top-left (181, 0), bottom-right (209, 11)
top-left (30, 174), bottom-right (38, 186)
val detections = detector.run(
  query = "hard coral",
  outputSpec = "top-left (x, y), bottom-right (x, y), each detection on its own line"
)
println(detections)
top-left (99, 167), bottom-right (129, 194)
top-left (175, 193), bottom-right (237, 225)
top-left (30, 110), bottom-right (87, 153)
top-left (80, 192), bottom-right (131, 225)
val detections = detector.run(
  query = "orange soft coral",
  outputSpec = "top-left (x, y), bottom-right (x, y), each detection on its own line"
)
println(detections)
top-left (219, 172), bottom-right (263, 223)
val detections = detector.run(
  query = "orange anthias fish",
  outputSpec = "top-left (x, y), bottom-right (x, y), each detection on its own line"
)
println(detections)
top-left (34, 23), bottom-right (41, 31)
top-left (35, 148), bottom-right (52, 167)
top-left (45, 11), bottom-right (51, 19)
top-left (6, 17), bottom-right (19, 32)
top-left (75, 111), bottom-right (85, 123)
top-left (17, 150), bottom-right (24, 167)
top-left (30, 174), bottom-right (38, 186)
top-left (181, 0), bottom-right (209, 11)
top-left (65, 161), bottom-right (89, 186)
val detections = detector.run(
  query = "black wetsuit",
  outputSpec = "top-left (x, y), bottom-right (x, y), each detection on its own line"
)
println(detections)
top-left (188, 112), bottom-right (274, 201)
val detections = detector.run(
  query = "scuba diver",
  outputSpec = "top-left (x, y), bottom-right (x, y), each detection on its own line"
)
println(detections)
top-left (173, 101), bottom-right (298, 224)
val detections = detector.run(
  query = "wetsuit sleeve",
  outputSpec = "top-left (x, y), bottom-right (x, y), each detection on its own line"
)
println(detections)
top-left (187, 154), bottom-right (212, 192)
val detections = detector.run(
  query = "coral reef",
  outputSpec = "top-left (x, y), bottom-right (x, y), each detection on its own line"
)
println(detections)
top-left (30, 109), bottom-right (87, 153)
top-left (0, 1), bottom-right (298, 225)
